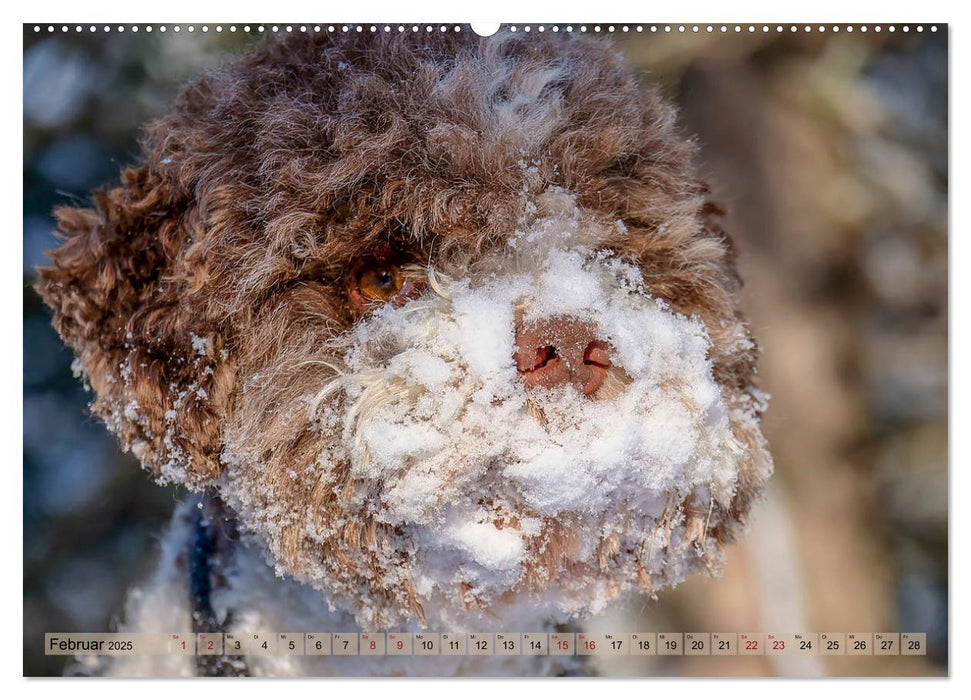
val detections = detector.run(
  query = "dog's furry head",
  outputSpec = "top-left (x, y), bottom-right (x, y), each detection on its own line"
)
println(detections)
top-left (37, 31), bottom-right (771, 628)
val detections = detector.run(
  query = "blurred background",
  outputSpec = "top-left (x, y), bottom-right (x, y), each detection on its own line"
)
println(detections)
top-left (22, 24), bottom-right (947, 676)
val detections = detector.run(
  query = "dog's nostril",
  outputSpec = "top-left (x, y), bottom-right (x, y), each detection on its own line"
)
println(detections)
top-left (533, 346), bottom-right (558, 371)
top-left (582, 341), bottom-right (611, 369)
top-left (518, 345), bottom-right (558, 374)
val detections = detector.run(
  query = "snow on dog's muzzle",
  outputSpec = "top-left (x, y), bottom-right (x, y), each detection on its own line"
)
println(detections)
top-left (297, 194), bottom-right (748, 625)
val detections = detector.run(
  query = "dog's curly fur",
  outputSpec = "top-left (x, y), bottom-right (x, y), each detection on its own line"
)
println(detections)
top-left (37, 30), bottom-right (771, 637)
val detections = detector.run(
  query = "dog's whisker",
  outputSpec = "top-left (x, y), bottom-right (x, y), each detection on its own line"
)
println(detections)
top-left (349, 379), bottom-right (427, 448)
top-left (307, 376), bottom-right (355, 419)
top-left (425, 267), bottom-right (453, 300)
top-left (289, 358), bottom-right (346, 372)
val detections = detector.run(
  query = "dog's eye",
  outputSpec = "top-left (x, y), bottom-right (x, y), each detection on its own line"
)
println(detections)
top-left (357, 262), bottom-right (405, 302)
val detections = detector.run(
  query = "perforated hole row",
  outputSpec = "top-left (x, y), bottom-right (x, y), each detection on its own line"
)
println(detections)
top-left (30, 24), bottom-right (941, 35)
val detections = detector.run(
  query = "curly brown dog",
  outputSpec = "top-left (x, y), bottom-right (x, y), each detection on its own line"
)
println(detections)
top-left (37, 30), bottom-right (771, 676)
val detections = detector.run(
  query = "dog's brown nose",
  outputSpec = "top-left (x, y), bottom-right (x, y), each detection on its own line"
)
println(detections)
top-left (514, 316), bottom-right (611, 395)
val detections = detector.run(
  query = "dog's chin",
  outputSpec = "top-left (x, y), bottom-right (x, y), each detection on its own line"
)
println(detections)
top-left (219, 206), bottom-right (755, 628)
top-left (328, 362), bottom-right (737, 625)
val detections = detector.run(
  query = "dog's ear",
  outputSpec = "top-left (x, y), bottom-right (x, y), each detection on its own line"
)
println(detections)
top-left (35, 164), bottom-right (236, 484)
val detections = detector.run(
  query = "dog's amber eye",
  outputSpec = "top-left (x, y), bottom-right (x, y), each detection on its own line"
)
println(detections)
top-left (357, 263), bottom-right (404, 302)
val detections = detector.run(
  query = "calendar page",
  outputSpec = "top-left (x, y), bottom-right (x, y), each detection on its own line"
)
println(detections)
top-left (22, 19), bottom-right (948, 679)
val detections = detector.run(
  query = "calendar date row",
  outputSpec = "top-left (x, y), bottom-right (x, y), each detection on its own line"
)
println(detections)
top-left (46, 632), bottom-right (927, 657)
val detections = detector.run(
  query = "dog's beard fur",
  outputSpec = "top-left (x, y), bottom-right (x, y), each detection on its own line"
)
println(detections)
top-left (217, 191), bottom-right (758, 629)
